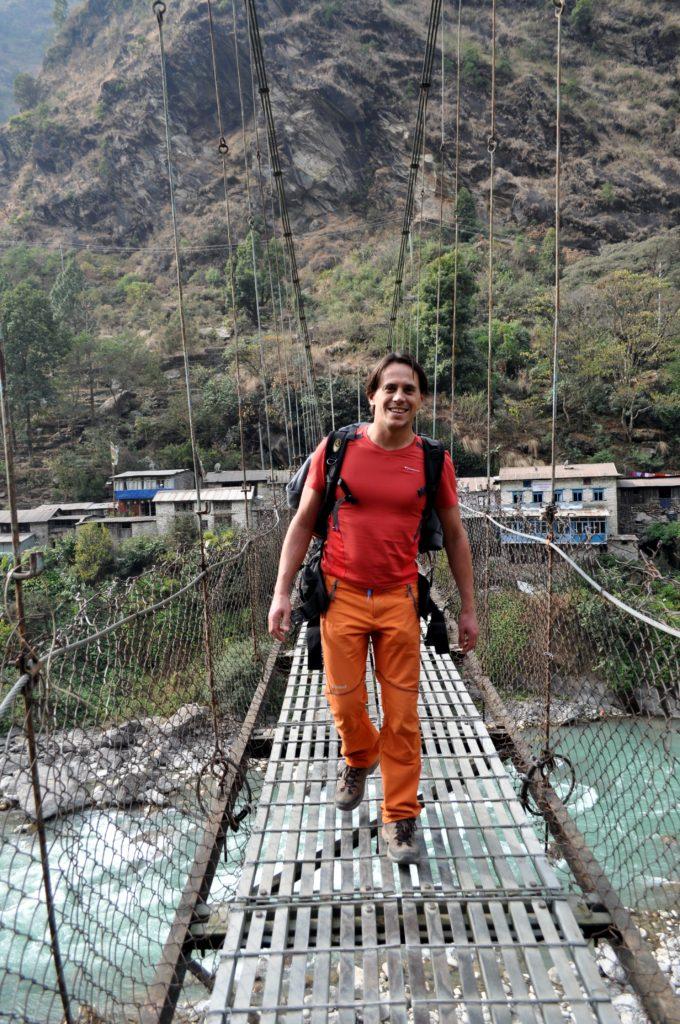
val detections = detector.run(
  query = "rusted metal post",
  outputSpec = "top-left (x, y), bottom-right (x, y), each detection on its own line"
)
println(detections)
top-left (0, 328), bottom-right (73, 1024)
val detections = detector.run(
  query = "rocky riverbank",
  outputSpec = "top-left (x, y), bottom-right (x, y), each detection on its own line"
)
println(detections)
top-left (0, 703), bottom-right (219, 823)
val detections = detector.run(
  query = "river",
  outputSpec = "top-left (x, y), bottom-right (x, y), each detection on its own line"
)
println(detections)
top-left (0, 720), bottom-right (677, 1021)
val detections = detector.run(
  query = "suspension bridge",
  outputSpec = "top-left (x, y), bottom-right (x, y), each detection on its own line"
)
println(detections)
top-left (0, 0), bottom-right (678, 1022)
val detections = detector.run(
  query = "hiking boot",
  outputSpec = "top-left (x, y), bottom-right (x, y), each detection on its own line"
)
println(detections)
top-left (335, 760), bottom-right (379, 812)
top-left (381, 818), bottom-right (420, 864)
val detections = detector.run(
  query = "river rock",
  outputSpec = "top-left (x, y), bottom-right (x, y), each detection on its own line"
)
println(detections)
top-left (597, 943), bottom-right (627, 984)
top-left (101, 720), bottom-right (147, 750)
top-left (11, 762), bottom-right (90, 821)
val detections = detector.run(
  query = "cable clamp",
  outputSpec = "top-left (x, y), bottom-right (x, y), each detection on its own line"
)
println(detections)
top-left (152, 0), bottom-right (166, 25)
top-left (218, 137), bottom-right (229, 156)
top-left (553, 0), bottom-right (565, 14)
top-left (487, 134), bottom-right (498, 155)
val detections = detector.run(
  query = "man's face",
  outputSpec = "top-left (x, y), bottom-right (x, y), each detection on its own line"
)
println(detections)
top-left (368, 363), bottom-right (423, 430)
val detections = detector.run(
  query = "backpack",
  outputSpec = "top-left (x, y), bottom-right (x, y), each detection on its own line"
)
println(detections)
top-left (288, 425), bottom-right (451, 669)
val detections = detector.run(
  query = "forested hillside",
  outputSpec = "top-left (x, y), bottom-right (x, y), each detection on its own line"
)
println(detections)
top-left (0, 0), bottom-right (677, 502)
top-left (0, 0), bottom-right (53, 122)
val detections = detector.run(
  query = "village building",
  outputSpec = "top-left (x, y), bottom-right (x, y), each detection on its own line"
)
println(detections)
top-left (0, 533), bottom-right (39, 557)
top-left (497, 463), bottom-right (619, 545)
top-left (153, 487), bottom-right (255, 533)
top-left (0, 502), bottom-right (116, 545)
top-left (112, 469), bottom-right (194, 516)
top-left (617, 474), bottom-right (680, 533)
top-left (75, 516), bottom-right (158, 544)
top-left (204, 468), bottom-right (289, 506)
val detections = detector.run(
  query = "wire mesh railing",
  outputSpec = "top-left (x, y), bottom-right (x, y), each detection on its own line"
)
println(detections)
top-left (0, 512), bottom-right (287, 1024)
top-left (436, 497), bottom-right (679, 918)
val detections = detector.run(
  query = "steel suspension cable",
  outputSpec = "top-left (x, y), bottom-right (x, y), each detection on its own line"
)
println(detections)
top-left (432, 1), bottom-right (446, 438)
top-left (541, 0), bottom-right (566, 822)
top-left (205, 0), bottom-right (251, 526)
top-left (482, 0), bottom-right (498, 653)
top-left (449, 0), bottom-right (463, 457)
top-left (152, 0), bottom-right (222, 753)
top-left (243, 0), bottom-right (323, 444)
top-left (387, 0), bottom-right (442, 350)
top-left (230, 0), bottom-right (275, 482)
top-left (244, 18), bottom-right (294, 468)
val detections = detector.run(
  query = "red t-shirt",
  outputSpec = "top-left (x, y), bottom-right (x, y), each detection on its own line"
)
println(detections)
top-left (306, 426), bottom-right (458, 589)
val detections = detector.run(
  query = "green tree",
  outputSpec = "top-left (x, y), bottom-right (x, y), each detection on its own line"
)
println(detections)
top-left (74, 523), bottom-right (114, 583)
top-left (50, 256), bottom-right (86, 332)
top-left (418, 248), bottom-right (483, 395)
top-left (1, 282), bottom-right (69, 459)
top-left (538, 228), bottom-right (557, 284)
top-left (570, 0), bottom-right (594, 35)
top-left (225, 230), bottom-right (261, 322)
top-left (13, 73), bottom-right (40, 112)
top-left (53, 0), bottom-right (68, 27)
top-left (455, 187), bottom-right (478, 242)
top-left (96, 333), bottom-right (160, 398)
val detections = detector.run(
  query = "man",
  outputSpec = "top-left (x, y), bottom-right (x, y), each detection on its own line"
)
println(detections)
top-left (268, 353), bottom-right (478, 864)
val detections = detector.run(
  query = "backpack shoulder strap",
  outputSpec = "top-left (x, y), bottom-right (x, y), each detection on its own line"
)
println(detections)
top-left (315, 423), bottom-right (360, 536)
top-left (419, 434), bottom-right (446, 511)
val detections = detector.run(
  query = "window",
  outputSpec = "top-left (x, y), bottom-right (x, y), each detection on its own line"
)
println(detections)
top-left (532, 492), bottom-right (543, 504)
top-left (522, 480), bottom-right (531, 488)
top-left (592, 488), bottom-right (604, 501)
top-left (512, 490), bottom-right (523, 505)
top-left (572, 489), bottom-right (583, 502)
top-left (553, 489), bottom-right (563, 503)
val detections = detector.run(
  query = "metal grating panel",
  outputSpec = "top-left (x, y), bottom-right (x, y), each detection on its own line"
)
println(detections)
top-left (207, 628), bottom-right (617, 1023)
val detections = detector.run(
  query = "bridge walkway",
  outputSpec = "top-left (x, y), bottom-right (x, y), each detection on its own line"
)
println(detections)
top-left (206, 627), bottom-right (617, 1023)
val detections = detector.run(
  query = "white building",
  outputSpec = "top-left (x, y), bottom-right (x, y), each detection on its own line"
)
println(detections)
top-left (0, 503), bottom-right (116, 545)
top-left (497, 463), bottom-right (620, 544)
top-left (0, 533), bottom-right (39, 557)
top-left (205, 469), bottom-right (289, 506)
top-left (153, 488), bottom-right (254, 533)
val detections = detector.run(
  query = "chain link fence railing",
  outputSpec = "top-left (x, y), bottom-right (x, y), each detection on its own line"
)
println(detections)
top-left (0, 511), bottom-right (288, 1024)
top-left (436, 498), bottom-right (679, 915)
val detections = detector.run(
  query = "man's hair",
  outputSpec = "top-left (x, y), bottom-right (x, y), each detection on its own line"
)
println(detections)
top-left (365, 353), bottom-right (429, 398)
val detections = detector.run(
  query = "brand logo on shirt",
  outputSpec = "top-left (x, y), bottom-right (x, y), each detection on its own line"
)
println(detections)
top-left (403, 466), bottom-right (418, 473)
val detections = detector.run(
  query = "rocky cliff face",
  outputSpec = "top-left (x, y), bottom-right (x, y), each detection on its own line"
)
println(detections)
top-left (0, 0), bottom-right (678, 257)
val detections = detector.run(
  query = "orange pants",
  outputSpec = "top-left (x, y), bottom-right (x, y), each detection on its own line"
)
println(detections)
top-left (321, 576), bottom-right (422, 823)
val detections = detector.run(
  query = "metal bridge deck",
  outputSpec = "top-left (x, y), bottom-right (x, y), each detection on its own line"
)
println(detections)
top-left (207, 628), bottom-right (617, 1023)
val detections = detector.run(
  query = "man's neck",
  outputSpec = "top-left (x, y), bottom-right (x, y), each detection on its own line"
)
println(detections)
top-left (366, 421), bottom-right (417, 451)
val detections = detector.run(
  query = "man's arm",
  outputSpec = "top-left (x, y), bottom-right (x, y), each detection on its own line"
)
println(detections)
top-left (437, 504), bottom-right (479, 654)
top-left (268, 484), bottom-right (323, 641)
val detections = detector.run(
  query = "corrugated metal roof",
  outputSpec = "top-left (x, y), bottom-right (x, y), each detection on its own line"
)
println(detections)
top-left (497, 463), bottom-right (619, 481)
top-left (55, 502), bottom-right (115, 512)
top-left (502, 508), bottom-right (610, 518)
top-left (113, 469), bottom-right (191, 479)
top-left (205, 470), bottom-right (269, 484)
top-left (619, 477), bottom-right (680, 488)
top-left (153, 488), bottom-right (252, 503)
top-left (0, 505), bottom-right (61, 524)
top-left (0, 533), bottom-right (37, 544)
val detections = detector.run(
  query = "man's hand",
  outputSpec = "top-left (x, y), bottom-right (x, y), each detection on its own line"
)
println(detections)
top-left (457, 608), bottom-right (479, 654)
top-left (268, 592), bottom-right (292, 642)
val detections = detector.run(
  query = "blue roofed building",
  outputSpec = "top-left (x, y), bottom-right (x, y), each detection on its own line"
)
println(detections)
top-left (112, 469), bottom-right (194, 517)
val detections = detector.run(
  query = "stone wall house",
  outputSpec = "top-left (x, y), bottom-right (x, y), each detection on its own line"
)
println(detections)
top-left (154, 488), bottom-right (254, 533)
top-left (617, 476), bottom-right (680, 533)
top-left (497, 463), bottom-right (619, 544)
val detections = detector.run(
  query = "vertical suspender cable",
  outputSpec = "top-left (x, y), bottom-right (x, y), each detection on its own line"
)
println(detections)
top-left (449, 0), bottom-right (463, 456)
top-left (152, 0), bottom-right (223, 744)
top-left (388, 0), bottom-right (442, 350)
top-left (485, 0), bottom-right (497, 501)
top-left (205, 0), bottom-right (251, 525)
top-left (244, 0), bottom-right (324, 444)
top-left (230, 0), bottom-right (275, 481)
top-left (245, 21), bottom-right (294, 468)
top-left (483, 0), bottom-right (497, 645)
top-left (542, 0), bottom-right (565, 828)
top-left (432, 1), bottom-right (446, 438)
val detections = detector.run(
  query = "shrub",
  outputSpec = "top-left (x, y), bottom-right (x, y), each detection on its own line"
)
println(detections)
top-left (570, 0), bottom-right (594, 36)
top-left (74, 524), bottom-right (115, 583)
top-left (115, 536), bottom-right (166, 578)
top-left (165, 513), bottom-right (199, 552)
